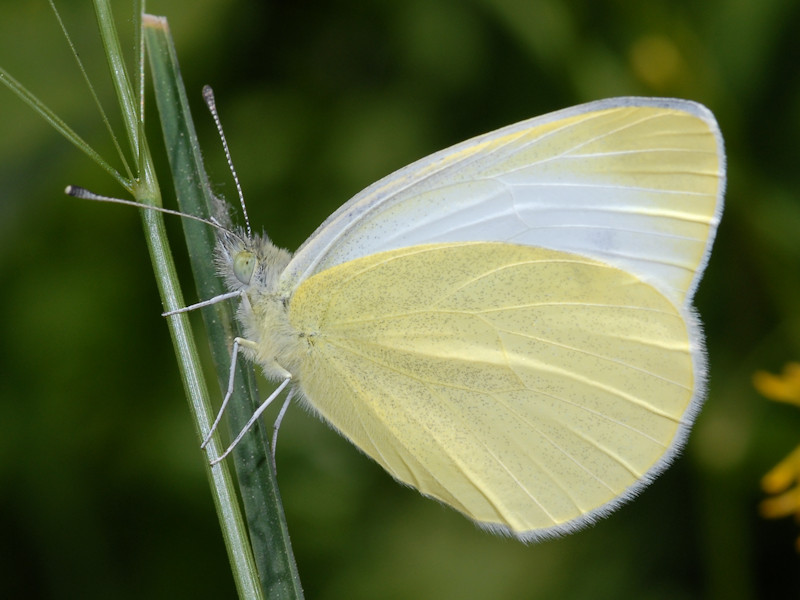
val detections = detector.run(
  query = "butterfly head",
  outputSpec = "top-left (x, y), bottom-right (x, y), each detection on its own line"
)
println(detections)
top-left (216, 229), bottom-right (292, 299)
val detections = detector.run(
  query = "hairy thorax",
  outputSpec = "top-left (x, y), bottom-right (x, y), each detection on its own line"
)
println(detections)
top-left (216, 230), bottom-right (308, 382)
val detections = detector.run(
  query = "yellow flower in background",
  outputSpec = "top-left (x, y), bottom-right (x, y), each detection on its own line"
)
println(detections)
top-left (754, 362), bottom-right (800, 550)
top-left (754, 362), bottom-right (800, 405)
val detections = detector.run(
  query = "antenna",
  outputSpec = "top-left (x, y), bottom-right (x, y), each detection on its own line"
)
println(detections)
top-left (202, 85), bottom-right (252, 238)
top-left (65, 185), bottom-right (225, 231)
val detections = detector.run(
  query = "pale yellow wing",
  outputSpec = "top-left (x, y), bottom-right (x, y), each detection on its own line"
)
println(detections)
top-left (283, 98), bottom-right (724, 308)
top-left (288, 242), bottom-right (697, 540)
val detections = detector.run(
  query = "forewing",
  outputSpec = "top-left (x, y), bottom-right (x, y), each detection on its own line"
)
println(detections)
top-left (288, 242), bottom-right (700, 539)
top-left (283, 97), bottom-right (725, 306)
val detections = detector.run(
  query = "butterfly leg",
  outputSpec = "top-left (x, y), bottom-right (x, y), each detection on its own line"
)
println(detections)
top-left (201, 336), bottom-right (246, 449)
top-left (162, 289), bottom-right (243, 316)
top-left (270, 392), bottom-right (294, 468)
top-left (205, 336), bottom-right (292, 465)
top-left (209, 377), bottom-right (292, 465)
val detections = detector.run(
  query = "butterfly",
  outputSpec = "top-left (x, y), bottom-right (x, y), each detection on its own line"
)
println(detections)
top-left (197, 96), bottom-right (724, 541)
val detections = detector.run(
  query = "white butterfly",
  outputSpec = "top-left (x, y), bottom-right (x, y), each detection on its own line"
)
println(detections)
top-left (193, 96), bottom-right (724, 541)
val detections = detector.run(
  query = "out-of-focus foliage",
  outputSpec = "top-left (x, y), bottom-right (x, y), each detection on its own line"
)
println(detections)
top-left (2, 0), bottom-right (799, 598)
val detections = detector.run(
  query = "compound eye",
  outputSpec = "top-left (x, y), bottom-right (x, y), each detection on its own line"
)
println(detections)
top-left (233, 250), bottom-right (256, 284)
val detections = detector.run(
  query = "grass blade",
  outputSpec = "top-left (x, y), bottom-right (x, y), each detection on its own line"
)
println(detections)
top-left (144, 13), bottom-right (303, 600)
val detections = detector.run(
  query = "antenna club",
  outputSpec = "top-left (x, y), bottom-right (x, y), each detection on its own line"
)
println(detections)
top-left (65, 184), bottom-right (91, 198)
top-left (202, 84), bottom-right (215, 106)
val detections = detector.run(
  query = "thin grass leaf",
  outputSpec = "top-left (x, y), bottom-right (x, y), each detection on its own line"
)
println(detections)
top-left (92, 0), bottom-right (139, 162)
top-left (3, 1), bottom-right (273, 597)
top-left (47, 0), bottom-right (134, 181)
top-left (144, 13), bottom-right (303, 600)
top-left (4, 2), bottom-right (300, 597)
top-left (0, 65), bottom-right (129, 189)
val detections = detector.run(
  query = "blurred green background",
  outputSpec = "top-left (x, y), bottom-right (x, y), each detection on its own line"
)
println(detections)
top-left (2, 0), bottom-right (799, 598)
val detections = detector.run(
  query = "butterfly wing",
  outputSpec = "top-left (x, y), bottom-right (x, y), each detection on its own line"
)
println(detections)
top-left (282, 97), bottom-right (724, 307)
top-left (288, 242), bottom-right (698, 539)
top-left (275, 97), bottom-right (724, 539)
